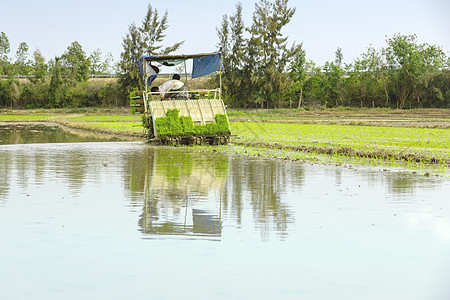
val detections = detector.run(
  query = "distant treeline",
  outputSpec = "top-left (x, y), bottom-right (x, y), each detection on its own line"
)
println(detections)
top-left (1, 0), bottom-right (449, 109)
top-left (0, 32), bottom-right (124, 108)
top-left (218, 2), bottom-right (450, 109)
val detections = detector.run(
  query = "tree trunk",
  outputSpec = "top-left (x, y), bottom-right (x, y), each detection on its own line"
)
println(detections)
top-left (297, 88), bottom-right (303, 109)
top-left (384, 85), bottom-right (390, 108)
top-left (415, 91), bottom-right (422, 108)
top-left (399, 85), bottom-right (408, 109)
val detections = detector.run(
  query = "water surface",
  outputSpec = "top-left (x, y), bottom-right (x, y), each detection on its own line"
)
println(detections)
top-left (0, 126), bottom-right (449, 299)
top-left (0, 123), bottom-right (120, 144)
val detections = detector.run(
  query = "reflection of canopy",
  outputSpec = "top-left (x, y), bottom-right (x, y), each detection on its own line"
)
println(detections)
top-left (139, 208), bottom-right (222, 238)
top-left (137, 52), bottom-right (222, 78)
top-left (138, 149), bottom-right (228, 240)
top-left (192, 209), bottom-right (221, 235)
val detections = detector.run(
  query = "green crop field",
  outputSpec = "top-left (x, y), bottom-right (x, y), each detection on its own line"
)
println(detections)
top-left (1, 108), bottom-right (449, 175)
top-left (230, 122), bottom-right (449, 162)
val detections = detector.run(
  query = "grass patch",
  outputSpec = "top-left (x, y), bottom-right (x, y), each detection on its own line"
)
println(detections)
top-left (86, 121), bottom-right (144, 134)
top-left (65, 115), bottom-right (141, 122)
top-left (0, 115), bottom-right (54, 121)
top-left (0, 110), bottom-right (145, 138)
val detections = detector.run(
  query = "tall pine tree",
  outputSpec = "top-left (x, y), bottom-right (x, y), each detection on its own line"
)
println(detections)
top-left (119, 4), bottom-right (184, 93)
top-left (248, 0), bottom-right (300, 108)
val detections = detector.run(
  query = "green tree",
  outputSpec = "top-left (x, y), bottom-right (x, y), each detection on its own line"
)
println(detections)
top-left (48, 57), bottom-right (64, 107)
top-left (424, 70), bottom-right (450, 108)
top-left (229, 3), bottom-right (246, 69)
top-left (216, 14), bottom-right (229, 68)
top-left (216, 13), bottom-right (230, 99)
top-left (335, 47), bottom-right (343, 67)
top-left (298, 62), bottom-right (326, 108)
top-left (287, 46), bottom-right (306, 108)
top-left (322, 61), bottom-right (345, 107)
top-left (89, 48), bottom-right (106, 75)
top-left (30, 49), bottom-right (47, 83)
top-left (119, 4), bottom-right (184, 93)
top-left (0, 32), bottom-right (11, 75)
top-left (346, 47), bottom-right (387, 108)
top-left (0, 32), bottom-right (10, 62)
top-left (119, 22), bottom-right (142, 92)
top-left (217, 2), bottom-right (249, 107)
top-left (89, 50), bottom-right (116, 76)
top-left (104, 52), bottom-right (116, 75)
top-left (60, 41), bottom-right (90, 83)
top-left (247, 0), bottom-right (300, 108)
top-left (320, 48), bottom-right (346, 107)
top-left (385, 34), bottom-right (446, 108)
top-left (15, 42), bottom-right (31, 75)
top-left (0, 79), bottom-right (12, 107)
top-left (139, 4), bottom-right (183, 55)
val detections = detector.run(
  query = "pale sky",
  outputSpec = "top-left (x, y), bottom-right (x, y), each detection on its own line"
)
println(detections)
top-left (1, 0), bottom-right (449, 67)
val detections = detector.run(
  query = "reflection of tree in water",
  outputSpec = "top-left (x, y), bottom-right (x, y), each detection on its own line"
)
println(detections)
top-left (125, 148), bottom-right (304, 241)
top-left (320, 166), bottom-right (436, 200)
top-left (384, 172), bottom-right (442, 199)
top-left (224, 158), bottom-right (300, 241)
top-left (0, 150), bottom-right (11, 203)
top-left (0, 144), bottom-right (97, 199)
top-left (0, 124), bottom-right (116, 145)
top-left (66, 151), bottom-right (90, 194)
top-left (0, 124), bottom-right (122, 202)
top-left (121, 146), bottom-right (156, 208)
top-left (31, 151), bottom-right (48, 186)
top-left (0, 147), bottom-right (51, 197)
top-left (125, 147), bottom-right (228, 240)
top-left (388, 175), bottom-right (415, 195)
top-left (13, 149), bottom-right (53, 191)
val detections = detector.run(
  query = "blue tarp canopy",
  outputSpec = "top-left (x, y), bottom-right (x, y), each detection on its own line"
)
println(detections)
top-left (137, 52), bottom-right (222, 79)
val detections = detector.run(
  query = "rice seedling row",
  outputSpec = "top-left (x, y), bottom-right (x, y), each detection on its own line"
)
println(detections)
top-left (229, 122), bottom-right (450, 167)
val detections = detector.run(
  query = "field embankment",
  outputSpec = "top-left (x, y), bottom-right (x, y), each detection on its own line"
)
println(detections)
top-left (228, 107), bottom-right (450, 128)
top-left (0, 107), bottom-right (145, 139)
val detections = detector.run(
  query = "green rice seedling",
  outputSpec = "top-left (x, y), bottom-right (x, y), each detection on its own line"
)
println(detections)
top-left (155, 117), bottom-right (170, 136)
top-left (230, 121), bottom-right (449, 167)
top-left (180, 115), bottom-right (194, 134)
top-left (226, 120), bottom-right (449, 176)
top-left (216, 114), bottom-right (231, 135)
top-left (154, 109), bottom-right (230, 138)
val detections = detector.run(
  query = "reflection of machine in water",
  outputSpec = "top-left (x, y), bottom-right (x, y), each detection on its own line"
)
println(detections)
top-left (138, 148), bottom-right (228, 240)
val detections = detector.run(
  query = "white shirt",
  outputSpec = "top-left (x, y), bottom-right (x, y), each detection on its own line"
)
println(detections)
top-left (159, 80), bottom-right (185, 99)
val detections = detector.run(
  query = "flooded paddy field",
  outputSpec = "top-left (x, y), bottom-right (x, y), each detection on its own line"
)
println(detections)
top-left (0, 124), bottom-right (449, 299)
top-left (0, 123), bottom-right (122, 145)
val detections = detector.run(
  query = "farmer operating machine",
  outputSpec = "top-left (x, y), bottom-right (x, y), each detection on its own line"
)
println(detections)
top-left (132, 52), bottom-right (231, 145)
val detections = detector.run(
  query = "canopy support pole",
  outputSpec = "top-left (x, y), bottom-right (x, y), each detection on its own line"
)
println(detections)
top-left (219, 55), bottom-right (223, 101)
top-left (184, 60), bottom-right (189, 88)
